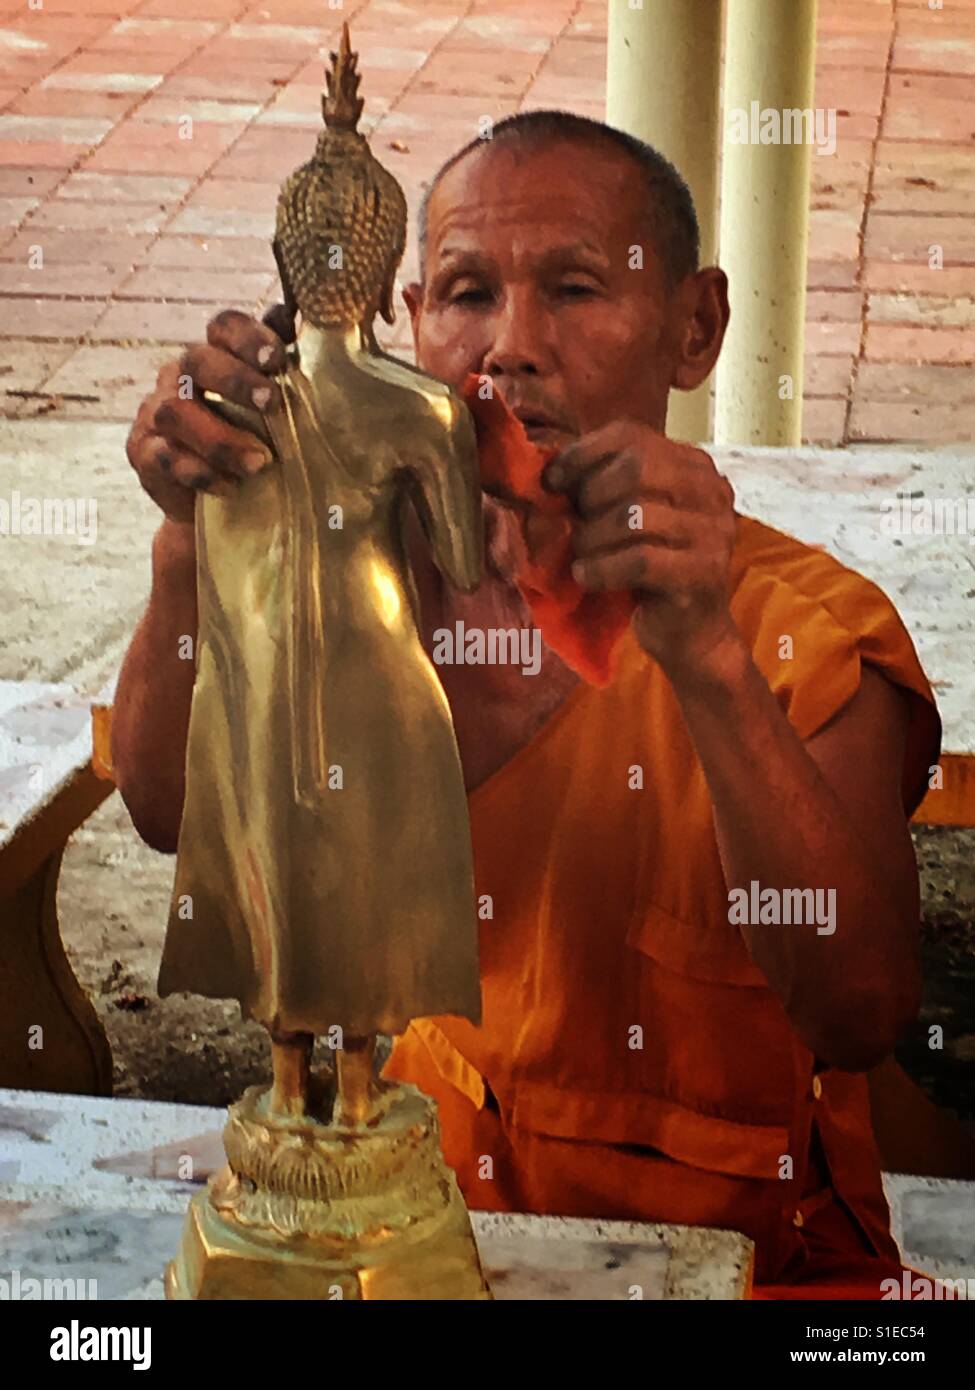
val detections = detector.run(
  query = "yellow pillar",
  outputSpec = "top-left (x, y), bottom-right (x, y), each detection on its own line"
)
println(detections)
top-left (606, 0), bottom-right (723, 445)
top-left (714, 0), bottom-right (818, 445)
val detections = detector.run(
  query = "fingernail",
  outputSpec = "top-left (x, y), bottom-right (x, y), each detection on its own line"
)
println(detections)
top-left (243, 450), bottom-right (270, 475)
top-left (252, 386), bottom-right (272, 410)
top-left (571, 560), bottom-right (588, 585)
top-left (545, 462), bottom-right (565, 490)
top-left (256, 345), bottom-right (274, 367)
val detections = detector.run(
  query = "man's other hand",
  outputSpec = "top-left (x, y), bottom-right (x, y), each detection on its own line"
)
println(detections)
top-left (543, 422), bottom-right (739, 680)
top-left (125, 307), bottom-right (293, 524)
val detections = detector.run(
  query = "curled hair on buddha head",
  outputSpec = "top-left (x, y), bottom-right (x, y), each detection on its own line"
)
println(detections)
top-left (417, 109), bottom-right (700, 291)
top-left (274, 23), bottom-right (407, 330)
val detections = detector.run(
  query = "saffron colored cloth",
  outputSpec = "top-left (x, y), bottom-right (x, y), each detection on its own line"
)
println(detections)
top-left (751, 1198), bottom-right (912, 1300)
top-left (385, 515), bottom-right (942, 1296)
top-left (461, 373), bottom-right (635, 685)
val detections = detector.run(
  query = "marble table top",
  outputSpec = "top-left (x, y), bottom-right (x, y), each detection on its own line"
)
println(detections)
top-left (0, 1088), bottom-right (752, 1300)
top-left (2, 1087), bottom-right (975, 1299)
top-left (0, 679), bottom-right (95, 852)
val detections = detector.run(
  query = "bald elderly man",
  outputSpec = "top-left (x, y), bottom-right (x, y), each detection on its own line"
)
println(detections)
top-left (115, 112), bottom-right (939, 1297)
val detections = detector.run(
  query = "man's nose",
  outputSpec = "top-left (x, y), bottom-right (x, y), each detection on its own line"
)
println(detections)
top-left (482, 287), bottom-right (549, 379)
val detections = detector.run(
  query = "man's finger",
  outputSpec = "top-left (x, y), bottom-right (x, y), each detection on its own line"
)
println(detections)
top-left (541, 423), bottom-right (623, 498)
top-left (572, 498), bottom-right (693, 559)
top-left (179, 344), bottom-right (281, 413)
top-left (153, 397), bottom-right (272, 478)
top-left (573, 450), bottom-right (690, 517)
top-left (207, 308), bottom-right (290, 373)
top-left (168, 454), bottom-right (238, 499)
top-left (543, 424), bottom-right (680, 515)
top-left (135, 434), bottom-right (237, 509)
top-left (572, 543), bottom-right (688, 594)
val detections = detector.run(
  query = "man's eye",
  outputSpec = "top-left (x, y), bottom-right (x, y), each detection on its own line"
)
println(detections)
top-left (450, 287), bottom-right (491, 306)
top-left (556, 282), bottom-right (597, 299)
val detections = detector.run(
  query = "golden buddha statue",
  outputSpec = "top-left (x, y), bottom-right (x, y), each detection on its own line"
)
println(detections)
top-left (161, 25), bottom-right (489, 1299)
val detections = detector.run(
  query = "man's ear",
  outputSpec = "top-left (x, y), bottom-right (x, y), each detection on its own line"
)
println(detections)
top-left (672, 267), bottom-right (730, 393)
top-left (402, 282), bottom-right (423, 350)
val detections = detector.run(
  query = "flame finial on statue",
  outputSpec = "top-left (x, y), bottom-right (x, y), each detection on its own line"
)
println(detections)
top-left (322, 23), bottom-right (364, 132)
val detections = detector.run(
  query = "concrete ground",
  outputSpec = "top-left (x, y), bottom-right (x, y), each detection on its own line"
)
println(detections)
top-left (0, 0), bottom-right (973, 1122)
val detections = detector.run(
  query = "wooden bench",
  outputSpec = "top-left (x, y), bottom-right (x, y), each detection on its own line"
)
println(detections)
top-left (0, 679), bottom-right (114, 1095)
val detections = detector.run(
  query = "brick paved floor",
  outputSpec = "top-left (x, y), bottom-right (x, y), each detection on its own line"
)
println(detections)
top-left (0, 0), bottom-right (973, 443)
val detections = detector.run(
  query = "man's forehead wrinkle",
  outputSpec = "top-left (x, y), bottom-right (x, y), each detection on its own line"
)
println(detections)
top-left (429, 203), bottom-right (620, 264)
top-left (429, 144), bottom-right (636, 232)
top-left (422, 138), bottom-right (672, 283)
top-left (432, 198), bottom-right (598, 235)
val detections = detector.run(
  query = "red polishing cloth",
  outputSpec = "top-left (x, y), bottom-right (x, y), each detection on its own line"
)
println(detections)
top-left (462, 373), bottom-right (635, 686)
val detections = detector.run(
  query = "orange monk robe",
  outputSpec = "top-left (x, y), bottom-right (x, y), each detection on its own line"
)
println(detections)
top-left (385, 513), bottom-right (941, 1299)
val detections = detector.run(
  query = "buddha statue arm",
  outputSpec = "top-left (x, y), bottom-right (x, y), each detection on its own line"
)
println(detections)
top-left (409, 398), bottom-right (484, 594)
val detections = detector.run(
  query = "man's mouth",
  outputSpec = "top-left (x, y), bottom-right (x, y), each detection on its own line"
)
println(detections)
top-left (508, 402), bottom-right (571, 446)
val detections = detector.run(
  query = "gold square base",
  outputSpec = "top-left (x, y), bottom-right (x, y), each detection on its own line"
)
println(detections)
top-left (165, 1081), bottom-right (491, 1301)
top-left (166, 1179), bottom-right (490, 1300)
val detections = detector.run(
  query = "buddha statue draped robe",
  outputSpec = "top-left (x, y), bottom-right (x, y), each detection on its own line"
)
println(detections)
top-left (158, 323), bottom-right (484, 1038)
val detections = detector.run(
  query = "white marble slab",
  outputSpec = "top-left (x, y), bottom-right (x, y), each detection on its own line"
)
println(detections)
top-left (0, 680), bottom-right (96, 851)
top-left (714, 444), bottom-right (975, 756)
top-left (0, 1090), bottom-right (218, 1205)
top-left (0, 1088), bottom-right (751, 1300)
top-left (0, 1194), bottom-right (751, 1301)
top-left (883, 1174), bottom-right (975, 1287)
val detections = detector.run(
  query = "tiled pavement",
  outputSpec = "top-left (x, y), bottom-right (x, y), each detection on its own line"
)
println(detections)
top-left (0, 0), bottom-right (973, 444)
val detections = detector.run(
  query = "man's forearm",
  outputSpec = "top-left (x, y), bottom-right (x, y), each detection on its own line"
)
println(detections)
top-left (667, 635), bottom-right (920, 1071)
top-left (112, 518), bottom-right (198, 852)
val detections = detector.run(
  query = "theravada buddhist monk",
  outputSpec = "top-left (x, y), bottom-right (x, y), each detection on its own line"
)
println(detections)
top-left (114, 112), bottom-right (940, 1299)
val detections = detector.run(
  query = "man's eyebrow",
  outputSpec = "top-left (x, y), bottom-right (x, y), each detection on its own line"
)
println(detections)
top-left (537, 242), bottom-right (611, 270)
top-left (424, 241), bottom-right (612, 291)
top-left (426, 248), bottom-right (493, 290)
top-left (433, 247), bottom-right (491, 269)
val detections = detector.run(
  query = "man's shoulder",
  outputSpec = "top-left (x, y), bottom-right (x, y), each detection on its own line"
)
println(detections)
top-left (729, 513), bottom-right (894, 635)
top-left (725, 514), bottom-right (937, 748)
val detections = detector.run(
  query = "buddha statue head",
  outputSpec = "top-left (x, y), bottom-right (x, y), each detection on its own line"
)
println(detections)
top-left (274, 23), bottom-right (408, 331)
